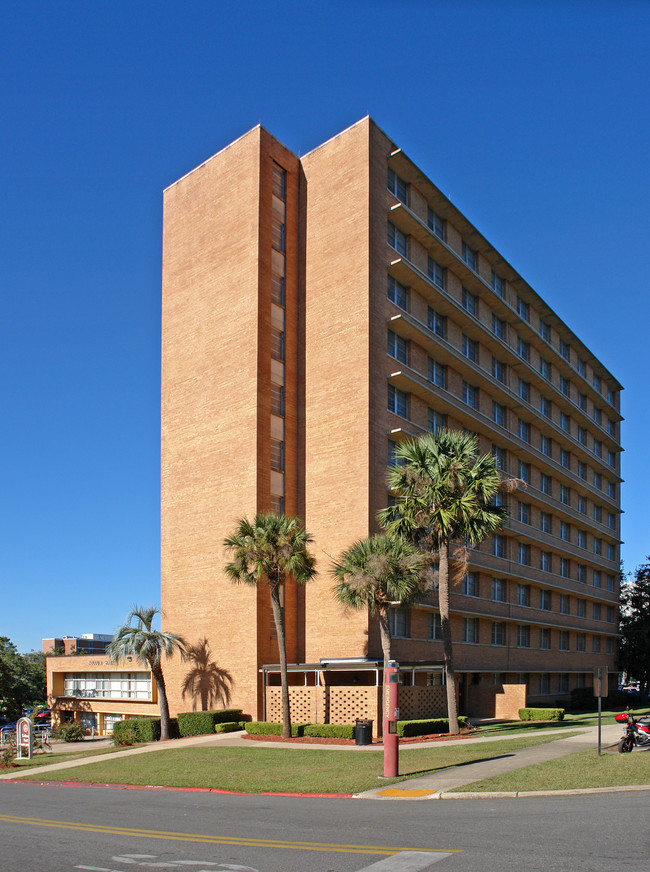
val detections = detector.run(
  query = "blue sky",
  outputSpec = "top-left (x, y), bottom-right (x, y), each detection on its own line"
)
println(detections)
top-left (2, 1), bottom-right (648, 653)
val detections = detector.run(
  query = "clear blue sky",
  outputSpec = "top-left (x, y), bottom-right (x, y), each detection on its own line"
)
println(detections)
top-left (2, 1), bottom-right (648, 653)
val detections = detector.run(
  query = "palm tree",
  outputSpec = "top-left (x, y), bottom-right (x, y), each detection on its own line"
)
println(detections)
top-left (181, 637), bottom-right (233, 711)
top-left (223, 513), bottom-right (316, 738)
top-left (331, 534), bottom-right (427, 668)
top-left (107, 606), bottom-right (186, 741)
top-left (378, 429), bottom-right (508, 734)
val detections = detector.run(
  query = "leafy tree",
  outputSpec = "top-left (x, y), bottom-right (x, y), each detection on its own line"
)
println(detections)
top-left (224, 513), bottom-right (316, 738)
top-left (107, 607), bottom-right (186, 741)
top-left (378, 429), bottom-right (508, 734)
top-left (0, 638), bottom-right (46, 719)
top-left (618, 562), bottom-right (650, 698)
top-left (181, 637), bottom-right (233, 711)
top-left (331, 534), bottom-right (426, 667)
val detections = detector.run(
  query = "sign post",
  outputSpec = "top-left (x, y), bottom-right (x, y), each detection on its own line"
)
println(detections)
top-left (383, 660), bottom-right (400, 778)
top-left (16, 717), bottom-right (33, 760)
top-left (593, 666), bottom-right (608, 756)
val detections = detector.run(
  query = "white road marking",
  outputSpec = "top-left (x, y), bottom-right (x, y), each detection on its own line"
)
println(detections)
top-left (357, 851), bottom-right (452, 871)
top-left (75, 857), bottom-right (258, 872)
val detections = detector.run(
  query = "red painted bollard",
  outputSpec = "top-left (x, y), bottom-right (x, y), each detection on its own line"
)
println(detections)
top-left (383, 660), bottom-right (399, 777)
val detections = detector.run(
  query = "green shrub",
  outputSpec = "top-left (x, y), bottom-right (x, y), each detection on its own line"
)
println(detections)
top-left (396, 717), bottom-right (468, 738)
top-left (112, 720), bottom-right (140, 746)
top-left (178, 709), bottom-right (243, 737)
top-left (214, 721), bottom-right (246, 734)
top-left (519, 707), bottom-right (565, 721)
top-left (244, 721), bottom-right (307, 737)
top-left (303, 723), bottom-right (356, 739)
top-left (52, 722), bottom-right (85, 742)
top-left (111, 717), bottom-right (179, 746)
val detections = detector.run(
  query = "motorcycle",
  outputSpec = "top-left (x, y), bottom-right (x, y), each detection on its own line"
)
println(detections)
top-left (615, 710), bottom-right (650, 753)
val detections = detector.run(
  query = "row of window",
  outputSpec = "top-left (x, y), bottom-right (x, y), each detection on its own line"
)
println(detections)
top-left (516, 501), bottom-right (617, 536)
top-left (386, 173), bottom-right (617, 407)
top-left (270, 163), bottom-right (287, 517)
top-left (492, 536), bottom-right (617, 582)
top-left (461, 574), bottom-right (617, 616)
top-left (62, 672), bottom-right (152, 700)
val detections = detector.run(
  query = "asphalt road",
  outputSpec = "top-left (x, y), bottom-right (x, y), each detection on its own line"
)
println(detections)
top-left (0, 782), bottom-right (646, 872)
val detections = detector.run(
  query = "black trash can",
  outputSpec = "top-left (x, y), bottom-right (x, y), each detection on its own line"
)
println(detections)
top-left (355, 718), bottom-right (373, 745)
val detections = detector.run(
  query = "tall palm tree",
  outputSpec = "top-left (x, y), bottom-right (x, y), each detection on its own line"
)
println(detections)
top-left (107, 606), bottom-right (186, 741)
top-left (378, 430), bottom-right (508, 734)
top-left (181, 637), bottom-right (233, 711)
top-left (223, 513), bottom-right (316, 738)
top-left (331, 534), bottom-right (427, 668)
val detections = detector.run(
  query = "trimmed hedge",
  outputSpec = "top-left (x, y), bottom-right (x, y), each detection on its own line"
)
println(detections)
top-left (214, 721), bottom-right (246, 734)
top-left (396, 717), bottom-right (468, 738)
top-left (303, 723), bottom-right (356, 740)
top-left (244, 721), bottom-right (307, 737)
top-left (112, 717), bottom-right (179, 746)
top-left (177, 709), bottom-right (244, 737)
top-left (519, 707), bottom-right (564, 721)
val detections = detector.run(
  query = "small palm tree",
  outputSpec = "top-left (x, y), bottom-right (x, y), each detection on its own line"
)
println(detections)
top-left (107, 606), bottom-right (186, 741)
top-left (331, 534), bottom-right (427, 668)
top-left (223, 513), bottom-right (316, 738)
top-left (181, 637), bottom-right (233, 711)
top-left (378, 429), bottom-right (508, 734)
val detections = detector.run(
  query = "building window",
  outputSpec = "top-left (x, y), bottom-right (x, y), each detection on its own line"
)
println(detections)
top-left (271, 383), bottom-right (284, 417)
top-left (387, 168), bottom-right (408, 204)
top-left (387, 329), bottom-right (408, 364)
top-left (607, 543), bottom-right (615, 561)
top-left (593, 439), bottom-right (602, 458)
top-left (492, 401), bottom-right (506, 427)
top-left (272, 219), bottom-right (285, 253)
top-left (428, 358), bottom-right (446, 388)
top-left (607, 605), bottom-right (615, 621)
top-left (462, 287), bottom-right (477, 315)
top-left (578, 426), bottom-right (587, 445)
top-left (608, 387), bottom-right (616, 405)
top-left (462, 617), bottom-right (479, 643)
top-left (388, 607), bottom-right (409, 638)
top-left (427, 612), bottom-right (442, 641)
top-left (576, 633), bottom-right (586, 652)
top-left (560, 557), bottom-right (571, 578)
top-left (559, 631), bottom-right (570, 651)
top-left (516, 460), bottom-right (529, 484)
top-left (387, 385), bottom-right (408, 418)
top-left (608, 418), bottom-right (616, 437)
top-left (462, 381), bottom-right (479, 409)
top-left (560, 412), bottom-right (570, 433)
top-left (593, 570), bottom-right (601, 588)
top-left (540, 472), bottom-right (551, 494)
top-left (540, 589), bottom-right (551, 610)
top-left (577, 358), bottom-right (586, 377)
top-left (561, 449), bottom-right (570, 469)
top-left (593, 538), bottom-right (602, 556)
top-left (593, 602), bottom-right (601, 621)
top-left (607, 480), bottom-right (616, 499)
top-left (540, 434), bottom-right (551, 456)
top-left (608, 450), bottom-right (616, 468)
top-left (388, 275), bottom-right (408, 311)
top-left (518, 502), bottom-right (531, 525)
top-left (540, 628), bottom-right (551, 650)
top-left (272, 273), bottom-right (285, 306)
top-left (271, 328), bottom-right (285, 361)
top-left (428, 306), bottom-right (445, 337)
top-left (594, 471), bottom-right (602, 489)
top-left (462, 241), bottom-right (476, 270)
top-left (560, 376), bottom-right (571, 397)
top-left (518, 419), bottom-right (530, 443)
top-left (517, 336), bottom-right (530, 361)
top-left (492, 445), bottom-right (506, 470)
top-left (387, 221), bottom-right (407, 256)
top-left (558, 673), bottom-right (569, 693)
top-left (540, 357), bottom-right (551, 379)
top-left (593, 503), bottom-right (602, 523)
top-left (492, 578), bottom-right (506, 602)
top-left (428, 257), bottom-right (445, 289)
top-left (387, 439), bottom-right (399, 468)
top-left (538, 674), bottom-right (550, 695)
top-left (272, 164), bottom-right (286, 200)
top-left (540, 551), bottom-right (552, 572)
top-left (593, 407), bottom-right (602, 426)
top-left (560, 339), bottom-right (571, 361)
top-left (560, 594), bottom-right (569, 615)
top-left (491, 622), bottom-right (506, 646)
top-left (577, 564), bottom-right (586, 584)
top-left (270, 439), bottom-right (284, 472)
top-left (516, 296), bottom-right (529, 321)
top-left (462, 334), bottom-right (478, 362)
top-left (561, 485), bottom-right (570, 505)
top-left (577, 598), bottom-right (586, 617)
top-left (577, 529), bottom-right (586, 549)
top-left (492, 534), bottom-right (505, 558)
top-left (518, 378), bottom-right (530, 402)
top-left (578, 460), bottom-right (586, 480)
top-left (427, 207), bottom-right (445, 240)
top-left (592, 635), bottom-right (601, 653)
top-left (462, 573), bottom-right (478, 596)
top-left (540, 512), bottom-right (552, 533)
top-left (578, 392), bottom-right (587, 411)
top-left (428, 408), bottom-right (446, 434)
top-left (518, 543), bottom-right (531, 566)
top-left (578, 495), bottom-right (587, 514)
top-left (517, 583), bottom-right (531, 606)
top-left (517, 626), bottom-right (530, 648)
top-left (593, 373), bottom-right (601, 392)
top-left (492, 357), bottom-right (506, 383)
top-left (539, 320), bottom-right (550, 342)
top-left (491, 271), bottom-right (505, 297)
top-left (492, 313), bottom-right (505, 339)
top-left (540, 396), bottom-right (551, 418)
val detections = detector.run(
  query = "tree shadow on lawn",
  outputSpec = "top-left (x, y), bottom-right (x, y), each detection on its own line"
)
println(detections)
top-left (399, 753), bottom-right (515, 778)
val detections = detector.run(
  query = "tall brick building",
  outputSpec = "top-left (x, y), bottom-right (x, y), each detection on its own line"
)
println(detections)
top-left (160, 117), bottom-right (622, 724)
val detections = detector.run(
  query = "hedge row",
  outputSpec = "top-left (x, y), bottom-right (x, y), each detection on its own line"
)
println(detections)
top-left (519, 707), bottom-right (565, 721)
top-left (112, 717), bottom-right (180, 745)
top-left (177, 709), bottom-right (244, 737)
top-left (396, 717), bottom-right (468, 738)
top-left (244, 721), bottom-right (308, 737)
top-left (214, 721), bottom-right (247, 734)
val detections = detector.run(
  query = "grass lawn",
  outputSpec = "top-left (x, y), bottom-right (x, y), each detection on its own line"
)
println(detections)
top-left (453, 748), bottom-right (650, 793)
top-left (473, 707), bottom-right (650, 737)
top-left (17, 734), bottom-right (569, 794)
top-left (6, 744), bottom-right (125, 770)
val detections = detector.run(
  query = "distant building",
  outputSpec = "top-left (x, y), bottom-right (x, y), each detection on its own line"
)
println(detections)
top-left (42, 633), bottom-right (113, 656)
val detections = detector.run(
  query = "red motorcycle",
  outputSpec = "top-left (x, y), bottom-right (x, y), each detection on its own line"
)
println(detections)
top-left (615, 710), bottom-right (650, 753)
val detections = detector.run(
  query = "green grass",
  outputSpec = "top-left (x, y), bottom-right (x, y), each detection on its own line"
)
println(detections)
top-left (472, 707), bottom-right (650, 737)
top-left (6, 744), bottom-right (125, 770)
top-left (17, 734), bottom-right (569, 794)
top-left (453, 748), bottom-right (650, 793)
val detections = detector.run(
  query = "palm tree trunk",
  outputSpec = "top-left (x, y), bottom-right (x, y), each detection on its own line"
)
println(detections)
top-left (439, 542), bottom-right (459, 734)
top-left (270, 583), bottom-right (291, 738)
top-left (378, 606), bottom-right (392, 669)
top-left (151, 662), bottom-right (172, 741)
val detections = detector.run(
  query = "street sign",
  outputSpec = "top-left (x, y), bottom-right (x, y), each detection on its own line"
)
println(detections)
top-left (593, 666), bottom-right (608, 698)
top-left (17, 717), bottom-right (33, 759)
